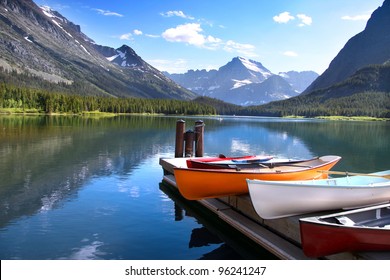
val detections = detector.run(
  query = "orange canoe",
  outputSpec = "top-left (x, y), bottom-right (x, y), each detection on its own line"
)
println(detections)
top-left (173, 155), bottom-right (341, 200)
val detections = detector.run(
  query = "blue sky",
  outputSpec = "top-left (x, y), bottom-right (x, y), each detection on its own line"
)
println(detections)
top-left (34, 0), bottom-right (385, 74)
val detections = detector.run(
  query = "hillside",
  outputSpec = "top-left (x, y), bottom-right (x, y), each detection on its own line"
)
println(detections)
top-left (245, 63), bottom-right (390, 118)
top-left (304, 0), bottom-right (390, 93)
top-left (0, 0), bottom-right (196, 100)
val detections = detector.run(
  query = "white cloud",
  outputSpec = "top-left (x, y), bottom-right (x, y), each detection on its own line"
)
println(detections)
top-left (119, 30), bottom-right (144, 40)
top-left (273, 12), bottom-right (295, 23)
top-left (297, 14), bottom-right (312, 26)
top-left (160, 10), bottom-right (194, 20)
top-left (162, 23), bottom-right (221, 48)
top-left (145, 34), bottom-right (160, 38)
top-left (162, 23), bottom-right (257, 57)
top-left (162, 23), bottom-right (204, 46)
top-left (274, 12), bottom-right (313, 27)
top-left (224, 40), bottom-right (257, 57)
top-left (283, 51), bottom-right (298, 57)
top-left (119, 33), bottom-right (133, 40)
top-left (93, 8), bottom-right (123, 17)
top-left (341, 14), bottom-right (370, 21)
top-left (133, 29), bottom-right (143, 36)
top-left (207, 36), bottom-right (221, 43)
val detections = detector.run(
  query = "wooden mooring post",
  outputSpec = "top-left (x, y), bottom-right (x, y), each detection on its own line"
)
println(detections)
top-left (194, 120), bottom-right (204, 157)
top-left (184, 130), bottom-right (195, 157)
top-left (174, 120), bottom-right (204, 158)
top-left (174, 120), bottom-right (185, 158)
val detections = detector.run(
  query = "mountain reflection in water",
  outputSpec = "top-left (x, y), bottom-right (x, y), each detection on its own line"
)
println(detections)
top-left (0, 115), bottom-right (388, 259)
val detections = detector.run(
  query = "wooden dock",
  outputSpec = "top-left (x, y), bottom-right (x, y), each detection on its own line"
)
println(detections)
top-left (159, 157), bottom-right (390, 260)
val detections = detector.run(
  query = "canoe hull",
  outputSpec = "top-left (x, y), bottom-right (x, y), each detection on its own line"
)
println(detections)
top-left (300, 204), bottom-right (390, 257)
top-left (174, 155), bottom-right (341, 200)
top-left (247, 171), bottom-right (390, 219)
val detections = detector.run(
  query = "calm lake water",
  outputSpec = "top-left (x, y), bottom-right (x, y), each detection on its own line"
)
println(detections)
top-left (0, 115), bottom-right (389, 260)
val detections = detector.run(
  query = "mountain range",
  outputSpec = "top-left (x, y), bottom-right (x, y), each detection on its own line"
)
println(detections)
top-left (0, 0), bottom-right (389, 116)
top-left (0, 0), bottom-right (196, 100)
top-left (165, 57), bottom-right (318, 106)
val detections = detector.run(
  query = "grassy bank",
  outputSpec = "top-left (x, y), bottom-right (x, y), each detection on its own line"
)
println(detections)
top-left (315, 116), bottom-right (390, 121)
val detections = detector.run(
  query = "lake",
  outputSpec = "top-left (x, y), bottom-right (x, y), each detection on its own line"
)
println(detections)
top-left (0, 115), bottom-right (389, 260)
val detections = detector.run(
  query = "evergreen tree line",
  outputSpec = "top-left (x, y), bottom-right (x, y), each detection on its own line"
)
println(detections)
top-left (0, 83), bottom-right (216, 115)
top-left (194, 92), bottom-right (390, 118)
top-left (241, 91), bottom-right (390, 118)
top-left (0, 82), bottom-right (389, 118)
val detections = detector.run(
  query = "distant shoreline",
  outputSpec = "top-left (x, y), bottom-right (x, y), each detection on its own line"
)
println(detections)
top-left (1, 109), bottom-right (389, 122)
top-left (314, 116), bottom-right (390, 122)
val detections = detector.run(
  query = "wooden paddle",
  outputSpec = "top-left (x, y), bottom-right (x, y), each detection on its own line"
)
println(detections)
top-left (319, 170), bottom-right (390, 179)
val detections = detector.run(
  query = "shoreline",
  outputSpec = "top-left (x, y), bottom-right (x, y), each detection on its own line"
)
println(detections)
top-left (0, 109), bottom-right (389, 121)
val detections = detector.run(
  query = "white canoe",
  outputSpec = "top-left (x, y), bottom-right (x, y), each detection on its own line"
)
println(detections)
top-left (246, 170), bottom-right (390, 219)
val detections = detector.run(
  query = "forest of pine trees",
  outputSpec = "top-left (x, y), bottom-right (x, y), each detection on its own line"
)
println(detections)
top-left (0, 83), bottom-right (217, 115)
top-left (1, 83), bottom-right (389, 118)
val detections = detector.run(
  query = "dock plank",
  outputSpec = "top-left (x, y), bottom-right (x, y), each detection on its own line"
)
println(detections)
top-left (218, 208), bottom-right (309, 260)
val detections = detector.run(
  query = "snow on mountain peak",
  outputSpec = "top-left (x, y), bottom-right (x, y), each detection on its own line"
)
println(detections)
top-left (238, 57), bottom-right (272, 77)
top-left (106, 54), bottom-right (119, 62)
top-left (40, 6), bottom-right (55, 17)
top-left (231, 79), bottom-right (253, 89)
top-left (278, 72), bottom-right (289, 79)
top-left (40, 6), bottom-right (65, 23)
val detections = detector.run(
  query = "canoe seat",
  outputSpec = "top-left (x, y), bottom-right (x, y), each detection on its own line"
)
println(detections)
top-left (359, 217), bottom-right (390, 228)
top-left (335, 216), bottom-right (355, 226)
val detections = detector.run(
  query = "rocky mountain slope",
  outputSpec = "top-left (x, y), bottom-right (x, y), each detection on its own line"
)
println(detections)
top-left (254, 0), bottom-right (390, 117)
top-left (0, 0), bottom-right (196, 100)
top-left (166, 57), bottom-right (318, 106)
top-left (251, 63), bottom-right (390, 118)
top-left (304, 0), bottom-right (390, 94)
top-left (308, 62), bottom-right (390, 99)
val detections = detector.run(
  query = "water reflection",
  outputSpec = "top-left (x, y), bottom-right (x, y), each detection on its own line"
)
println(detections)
top-left (69, 238), bottom-right (105, 260)
top-left (159, 182), bottom-right (277, 260)
top-left (0, 115), bottom-right (177, 229)
top-left (159, 184), bottom-right (230, 258)
top-left (0, 115), bottom-right (389, 259)
top-left (201, 116), bottom-right (390, 172)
